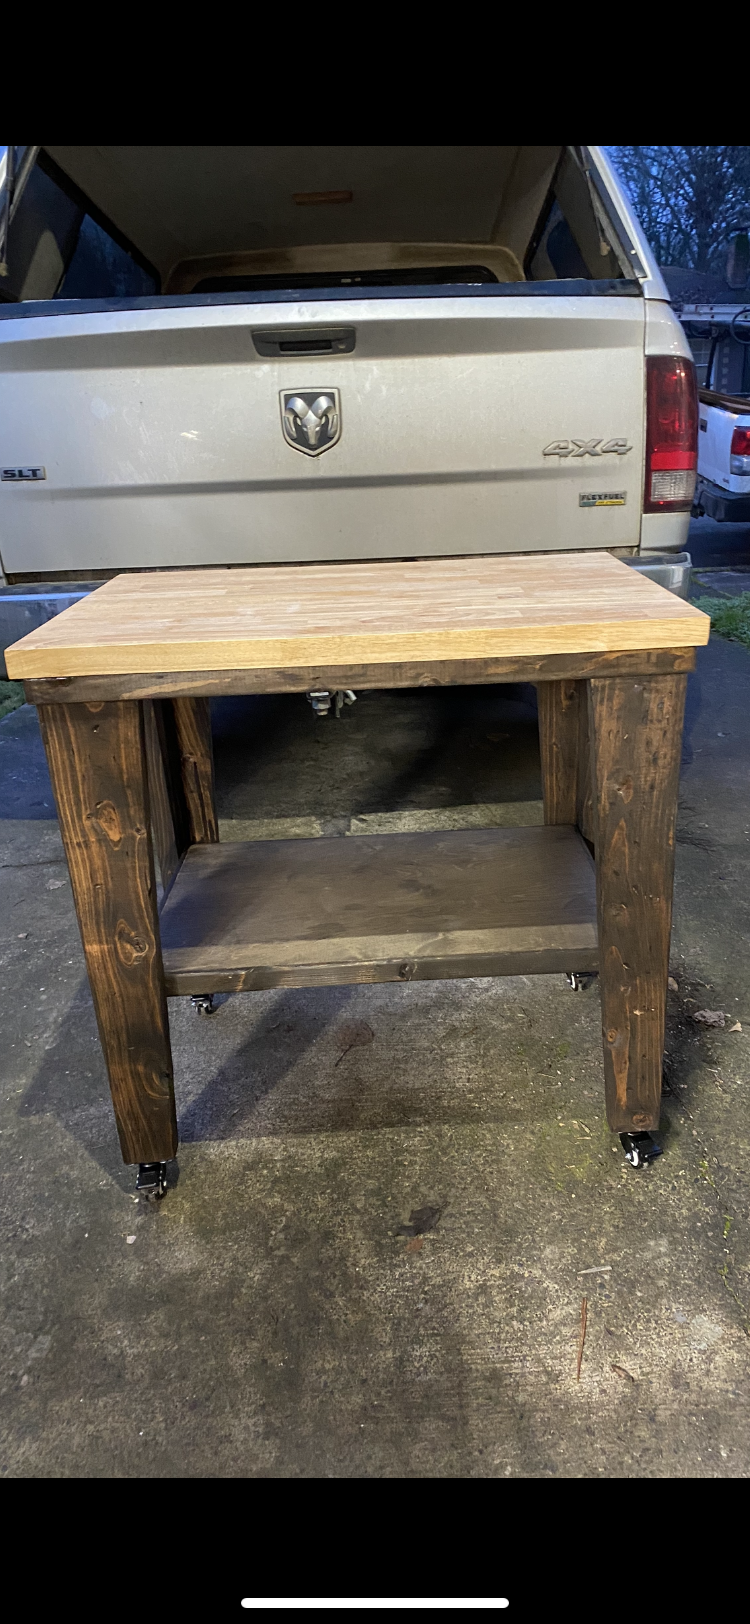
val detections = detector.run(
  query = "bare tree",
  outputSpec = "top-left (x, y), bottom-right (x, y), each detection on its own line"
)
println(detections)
top-left (608, 147), bottom-right (750, 271)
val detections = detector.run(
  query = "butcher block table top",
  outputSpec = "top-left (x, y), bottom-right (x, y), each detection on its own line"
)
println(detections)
top-left (5, 551), bottom-right (710, 680)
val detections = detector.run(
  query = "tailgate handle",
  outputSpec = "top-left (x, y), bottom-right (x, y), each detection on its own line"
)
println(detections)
top-left (252, 327), bottom-right (355, 357)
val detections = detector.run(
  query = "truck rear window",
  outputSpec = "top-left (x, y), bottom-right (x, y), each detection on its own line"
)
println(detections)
top-left (191, 265), bottom-right (500, 293)
top-left (0, 146), bottom-right (642, 314)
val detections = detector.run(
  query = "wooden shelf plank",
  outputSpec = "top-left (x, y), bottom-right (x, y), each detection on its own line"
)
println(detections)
top-left (6, 552), bottom-right (709, 680)
top-left (159, 825), bottom-right (598, 993)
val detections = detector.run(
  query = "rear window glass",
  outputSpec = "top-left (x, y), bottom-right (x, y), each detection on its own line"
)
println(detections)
top-left (191, 265), bottom-right (499, 294)
top-left (526, 151), bottom-right (625, 283)
top-left (0, 154), bottom-right (158, 303)
top-left (57, 215), bottom-right (156, 299)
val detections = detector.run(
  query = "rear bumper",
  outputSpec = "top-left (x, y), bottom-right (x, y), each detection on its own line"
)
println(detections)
top-left (626, 551), bottom-right (692, 599)
top-left (694, 477), bottom-right (750, 523)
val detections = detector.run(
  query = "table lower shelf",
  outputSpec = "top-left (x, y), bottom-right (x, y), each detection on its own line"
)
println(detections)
top-left (158, 824), bottom-right (598, 995)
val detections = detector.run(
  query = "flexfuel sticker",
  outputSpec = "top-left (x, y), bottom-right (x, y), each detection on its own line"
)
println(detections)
top-left (580, 492), bottom-right (626, 507)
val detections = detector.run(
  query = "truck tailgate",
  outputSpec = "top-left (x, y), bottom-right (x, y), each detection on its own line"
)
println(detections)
top-left (0, 294), bottom-right (646, 574)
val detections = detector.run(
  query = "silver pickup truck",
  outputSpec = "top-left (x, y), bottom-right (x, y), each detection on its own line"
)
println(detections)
top-left (0, 146), bottom-right (696, 622)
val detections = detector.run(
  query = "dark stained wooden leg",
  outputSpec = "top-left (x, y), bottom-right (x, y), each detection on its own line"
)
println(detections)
top-left (576, 685), bottom-right (595, 848)
top-left (143, 700), bottom-right (181, 904)
top-left (588, 674), bottom-right (687, 1133)
top-left (37, 701), bottom-right (178, 1165)
top-left (538, 679), bottom-right (594, 846)
top-left (152, 700), bottom-right (192, 858)
top-left (537, 680), bottom-right (579, 825)
top-left (173, 698), bottom-right (219, 844)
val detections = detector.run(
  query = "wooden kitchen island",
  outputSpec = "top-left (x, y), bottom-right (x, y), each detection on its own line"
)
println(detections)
top-left (6, 552), bottom-right (710, 1194)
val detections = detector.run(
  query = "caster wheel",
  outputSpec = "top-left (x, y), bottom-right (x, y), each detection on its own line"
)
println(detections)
top-left (136, 1161), bottom-right (168, 1200)
top-left (191, 993), bottom-right (217, 1016)
top-left (620, 1132), bottom-right (663, 1169)
top-left (565, 972), bottom-right (598, 992)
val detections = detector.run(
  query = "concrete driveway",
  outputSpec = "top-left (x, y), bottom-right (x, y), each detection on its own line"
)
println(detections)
top-left (1, 619), bottom-right (749, 1477)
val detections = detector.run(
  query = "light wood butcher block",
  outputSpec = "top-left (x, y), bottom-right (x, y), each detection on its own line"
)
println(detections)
top-left (5, 551), bottom-right (710, 680)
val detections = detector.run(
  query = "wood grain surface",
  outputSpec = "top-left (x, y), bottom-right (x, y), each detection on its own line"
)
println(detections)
top-left (38, 700), bottom-right (178, 1164)
top-left (538, 680), bottom-right (580, 826)
top-left (6, 553), bottom-right (710, 679)
top-left (537, 679), bottom-right (595, 848)
top-left (589, 673), bottom-right (687, 1134)
top-left (21, 645), bottom-right (697, 705)
top-left (158, 825), bottom-right (598, 992)
top-left (143, 699), bottom-right (181, 904)
top-left (576, 684), bottom-right (595, 847)
top-left (173, 698), bottom-right (218, 844)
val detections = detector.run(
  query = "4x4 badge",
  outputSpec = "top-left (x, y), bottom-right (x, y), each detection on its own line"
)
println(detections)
top-left (543, 438), bottom-right (631, 457)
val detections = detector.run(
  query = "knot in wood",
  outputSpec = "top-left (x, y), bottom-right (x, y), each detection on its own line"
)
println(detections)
top-left (90, 800), bottom-right (123, 846)
top-left (398, 961), bottom-right (415, 980)
top-left (115, 919), bottom-right (150, 966)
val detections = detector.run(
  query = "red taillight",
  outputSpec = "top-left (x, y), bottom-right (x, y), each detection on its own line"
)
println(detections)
top-left (644, 355), bottom-right (698, 512)
top-left (731, 426), bottom-right (750, 457)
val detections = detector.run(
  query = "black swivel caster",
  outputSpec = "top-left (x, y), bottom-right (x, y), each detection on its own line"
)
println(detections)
top-left (136, 1161), bottom-right (168, 1201)
top-left (191, 993), bottom-right (217, 1016)
top-left (565, 972), bottom-right (598, 992)
top-left (620, 1132), bottom-right (663, 1169)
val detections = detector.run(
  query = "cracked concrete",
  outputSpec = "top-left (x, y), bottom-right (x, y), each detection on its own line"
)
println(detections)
top-left (1, 619), bottom-right (749, 1477)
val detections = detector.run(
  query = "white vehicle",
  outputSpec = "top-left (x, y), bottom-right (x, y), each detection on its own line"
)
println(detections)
top-left (668, 282), bottom-right (750, 525)
top-left (695, 381), bottom-right (750, 524)
top-left (0, 146), bottom-right (697, 595)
